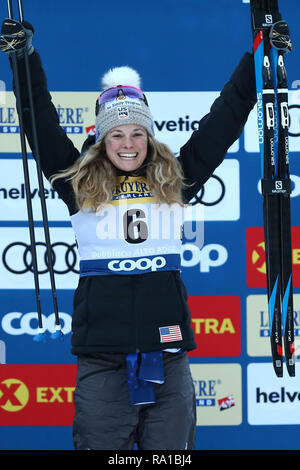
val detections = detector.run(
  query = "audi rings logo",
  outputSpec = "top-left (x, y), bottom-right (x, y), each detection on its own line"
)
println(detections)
top-left (190, 175), bottom-right (225, 206)
top-left (2, 242), bottom-right (79, 275)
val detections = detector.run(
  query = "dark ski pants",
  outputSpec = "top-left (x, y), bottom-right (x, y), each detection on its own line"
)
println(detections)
top-left (73, 351), bottom-right (196, 450)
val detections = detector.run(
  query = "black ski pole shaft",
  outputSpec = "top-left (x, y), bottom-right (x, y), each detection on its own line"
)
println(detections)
top-left (6, 0), bottom-right (43, 332)
top-left (14, 0), bottom-right (61, 333)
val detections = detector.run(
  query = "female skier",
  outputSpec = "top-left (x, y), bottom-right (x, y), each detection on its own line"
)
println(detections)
top-left (0, 20), bottom-right (256, 450)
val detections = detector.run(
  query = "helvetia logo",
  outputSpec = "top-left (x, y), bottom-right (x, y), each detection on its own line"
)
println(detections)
top-left (248, 363), bottom-right (300, 425)
top-left (188, 296), bottom-right (241, 357)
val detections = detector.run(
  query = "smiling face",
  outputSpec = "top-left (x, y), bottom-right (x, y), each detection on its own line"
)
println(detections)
top-left (104, 124), bottom-right (148, 172)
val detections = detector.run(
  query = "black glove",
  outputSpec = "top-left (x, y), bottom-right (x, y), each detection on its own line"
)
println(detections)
top-left (0, 19), bottom-right (34, 57)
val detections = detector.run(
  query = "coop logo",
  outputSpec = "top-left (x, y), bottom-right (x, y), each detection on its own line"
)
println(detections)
top-left (181, 243), bottom-right (228, 272)
top-left (0, 378), bottom-right (29, 412)
top-left (108, 256), bottom-right (166, 273)
top-left (1, 312), bottom-right (72, 337)
top-left (0, 364), bottom-right (77, 425)
top-left (188, 296), bottom-right (241, 357)
top-left (246, 226), bottom-right (300, 287)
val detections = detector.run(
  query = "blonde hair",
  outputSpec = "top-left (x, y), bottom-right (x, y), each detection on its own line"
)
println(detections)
top-left (50, 135), bottom-right (185, 211)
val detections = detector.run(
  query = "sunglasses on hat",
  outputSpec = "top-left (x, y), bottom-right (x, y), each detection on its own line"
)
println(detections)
top-left (95, 85), bottom-right (149, 116)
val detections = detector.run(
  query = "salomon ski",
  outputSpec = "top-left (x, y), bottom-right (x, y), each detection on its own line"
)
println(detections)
top-left (250, 0), bottom-right (295, 377)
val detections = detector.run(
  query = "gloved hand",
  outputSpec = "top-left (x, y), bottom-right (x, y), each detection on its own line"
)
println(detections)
top-left (0, 19), bottom-right (34, 57)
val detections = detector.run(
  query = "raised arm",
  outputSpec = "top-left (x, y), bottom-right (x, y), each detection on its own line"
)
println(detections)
top-left (1, 20), bottom-right (81, 211)
top-left (179, 52), bottom-right (257, 203)
top-left (10, 49), bottom-right (81, 179)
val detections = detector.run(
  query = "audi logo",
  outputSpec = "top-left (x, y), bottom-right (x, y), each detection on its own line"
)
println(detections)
top-left (191, 175), bottom-right (225, 206)
top-left (2, 242), bottom-right (79, 275)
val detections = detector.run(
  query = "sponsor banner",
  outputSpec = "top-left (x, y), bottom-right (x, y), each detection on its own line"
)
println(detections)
top-left (0, 290), bottom-right (75, 364)
top-left (246, 294), bottom-right (300, 358)
top-left (0, 364), bottom-right (76, 425)
top-left (190, 159), bottom-right (240, 221)
top-left (0, 160), bottom-right (70, 221)
top-left (191, 363), bottom-right (242, 426)
top-left (246, 226), bottom-right (300, 287)
top-left (188, 295), bottom-right (241, 357)
top-left (0, 158), bottom-right (238, 222)
top-left (0, 92), bottom-right (91, 153)
top-left (148, 92), bottom-right (239, 154)
top-left (247, 362), bottom-right (300, 425)
top-left (0, 226), bottom-right (229, 289)
top-left (0, 227), bottom-right (79, 289)
top-left (0, 91), bottom-right (239, 155)
top-left (181, 242), bottom-right (228, 274)
top-left (244, 95), bottom-right (300, 153)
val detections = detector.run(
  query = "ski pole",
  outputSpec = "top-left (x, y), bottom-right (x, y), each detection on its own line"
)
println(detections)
top-left (6, 0), bottom-right (62, 340)
top-left (250, 0), bottom-right (295, 377)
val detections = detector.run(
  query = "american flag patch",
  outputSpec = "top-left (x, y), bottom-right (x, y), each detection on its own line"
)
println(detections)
top-left (159, 325), bottom-right (182, 343)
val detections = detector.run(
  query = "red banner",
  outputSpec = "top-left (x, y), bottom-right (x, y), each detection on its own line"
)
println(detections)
top-left (187, 295), bottom-right (241, 357)
top-left (0, 364), bottom-right (77, 426)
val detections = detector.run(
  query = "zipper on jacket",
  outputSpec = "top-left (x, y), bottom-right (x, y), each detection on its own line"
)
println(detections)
top-left (132, 276), bottom-right (140, 353)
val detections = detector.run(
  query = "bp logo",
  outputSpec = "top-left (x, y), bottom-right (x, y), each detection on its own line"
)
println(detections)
top-left (0, 378), bottom-right (29, 412)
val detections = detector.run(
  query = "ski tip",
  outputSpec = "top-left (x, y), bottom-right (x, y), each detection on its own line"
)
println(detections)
top-left (286, 364), bottom-right (296, 377)
top-left (50, 330), bottom-right (64, 341)
top-left (274, 361), bottom-right (283, 378)
top-left (33, 332), bottom-right (47, 343)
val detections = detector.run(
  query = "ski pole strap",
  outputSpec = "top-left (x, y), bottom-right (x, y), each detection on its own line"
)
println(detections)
top-left (126, 351), bottom-right (165, 405)
top-left (261, 178), bottom-right (292, 195)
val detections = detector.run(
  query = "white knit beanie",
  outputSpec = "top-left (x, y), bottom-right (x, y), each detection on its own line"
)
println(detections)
top-left (95, 66), bottom-right (154, 142)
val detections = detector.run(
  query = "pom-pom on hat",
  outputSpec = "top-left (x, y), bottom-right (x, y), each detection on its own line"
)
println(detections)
top-left (95, 66), bottom-right (154, 142)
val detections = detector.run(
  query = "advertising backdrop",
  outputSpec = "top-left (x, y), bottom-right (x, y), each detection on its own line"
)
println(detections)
top-left (0, 0), bottom-right (300, 450)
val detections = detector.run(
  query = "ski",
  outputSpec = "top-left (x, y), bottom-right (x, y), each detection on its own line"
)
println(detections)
top-left (250, 0), bottom-right (295, 377)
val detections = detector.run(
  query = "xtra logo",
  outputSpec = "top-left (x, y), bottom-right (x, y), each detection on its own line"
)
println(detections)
top-left (187, 296), bottom-right (241, 357)
top-left (0, 364), bottom-right (76, 425)
top-left (246, 226), bottom-right (300, 287)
